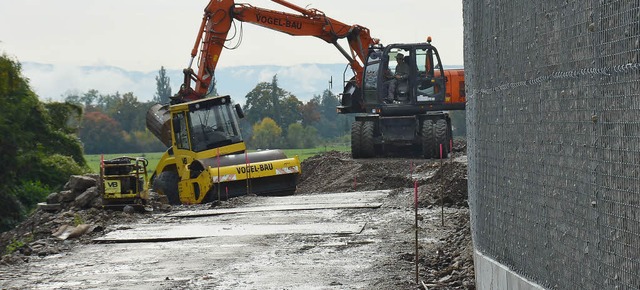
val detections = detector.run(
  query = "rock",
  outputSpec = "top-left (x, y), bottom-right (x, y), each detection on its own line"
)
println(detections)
top-left (46, 192), bottom-right (62, 204)
top-left (74, 186), bottom-right (100, 209)
top-left (59, 190), bottom-right (77, 202)
top-left (1, 253), bottom-right (26, 265)
top-left (123, 205), bottom-right (135, 214)
top-left (90, 196), bottom-right (103, 208)
top-left (64, 175), bottom-right (97, 194)
top-left (159, 204), bottom-right (173, 212)
top-left (67, 224), bottom-right (92, 239)
top-left (37, 202), bottom-right (61, 212)
top-left (52, 224), bottom-right (92, 240)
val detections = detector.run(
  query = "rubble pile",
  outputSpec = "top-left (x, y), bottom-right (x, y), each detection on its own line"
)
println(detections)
top-left (0, 174), bottom-right (167, 265)
top-left (418, 210), bottom-right (474, 289)
top-left (418, 161), bottom-right (469, 208)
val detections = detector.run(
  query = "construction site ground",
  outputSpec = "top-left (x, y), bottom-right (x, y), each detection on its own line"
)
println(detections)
top-left (0, 146), bottom-right (473, 289)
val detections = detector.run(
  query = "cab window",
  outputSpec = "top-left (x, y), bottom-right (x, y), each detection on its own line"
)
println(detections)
top-left (416, 48), bottom-right (439, 96)
top-left (172, 112), bottom-right (190, 150)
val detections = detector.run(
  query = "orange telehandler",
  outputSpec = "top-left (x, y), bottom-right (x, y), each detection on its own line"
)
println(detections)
top-left (166, 0), bottom-right (465, 159)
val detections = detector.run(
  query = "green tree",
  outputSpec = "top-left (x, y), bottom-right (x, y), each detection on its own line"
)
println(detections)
top-left (153, 66), bottom-right (172, 104)
top-left (107, 92), bottom-right (145, 132)
top-left (65, 90), bottom-right (165, 154)
top-left (302, 125), bottom-right (320, 148)
top-left (280, 95), bottom-right (303, 129)
top-left (64, 91), bottom-right (81, 105)
top-left (243, 75), bottom-right (301, 132)
top-left (319, 89), bottom-right (339, 120)
top-left (79, 111), bottom-right (125, 154)
top-left (0, 54), bottom-right (87, 231)
top-left (286, 123), bottom-right (319, 149)
top-left (95, 92), bottom-right (121, 113)
top-left (81, 89), bottom-right (99, 108)
top-left (299, 98), bottom-right (320, 127)
top-left (243, 82), bottom-right (273, 126)
top-left (251, 117), bottom-right (282, 149)
top-left (45, 102), bottom-right (83, 134)
top-left (286, 123), bottom-right (305, 149)
top-left (310, 89), bottom-right (351, 140)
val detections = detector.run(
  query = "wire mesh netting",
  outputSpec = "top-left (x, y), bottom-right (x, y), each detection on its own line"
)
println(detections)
top-left (463, 0), bottom-right (639, 289)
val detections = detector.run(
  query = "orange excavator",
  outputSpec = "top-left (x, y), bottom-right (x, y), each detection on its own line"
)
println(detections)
top-left (174, 0), bottom-right (378, 102)
top-left (147, 0), bottom-right (465, 204)
top-left (174, 0), bottom-right (465, 159)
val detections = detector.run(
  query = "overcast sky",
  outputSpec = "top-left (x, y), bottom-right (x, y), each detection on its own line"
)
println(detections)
top-left (0, 0), bottom-right (463, 72)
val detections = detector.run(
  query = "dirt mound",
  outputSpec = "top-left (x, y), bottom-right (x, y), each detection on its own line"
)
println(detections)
top-left (297, 151), bottom-right (469, 208)
top-left (418, 161), bottom-right (469, 208)
top-left (297, 151), bottom-right (434, 194)
top-left (298, 149), bottom-right (472, 289)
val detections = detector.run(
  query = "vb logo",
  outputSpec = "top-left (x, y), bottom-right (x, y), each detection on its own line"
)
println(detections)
top-left (104, 180), bottom-right (121, 194)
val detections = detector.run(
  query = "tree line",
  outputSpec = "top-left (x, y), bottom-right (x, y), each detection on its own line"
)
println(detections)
top-left (241, 75), bottom-right (351, 149)
top-left (66, 68), bottom-right (351, 154)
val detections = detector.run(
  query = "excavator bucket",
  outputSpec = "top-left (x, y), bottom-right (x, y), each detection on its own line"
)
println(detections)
top-left (146, 103), bottom-right (172, 147)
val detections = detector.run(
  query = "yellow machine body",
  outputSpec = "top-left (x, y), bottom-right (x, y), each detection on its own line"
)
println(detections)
top-left (147, 95), bottom-right (301, 205)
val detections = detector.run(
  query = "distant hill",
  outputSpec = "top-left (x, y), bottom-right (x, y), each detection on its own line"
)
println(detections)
top-left (22, 62), bottom-right (354, 106)
top-left (22, 62), bottom-right (463, 106)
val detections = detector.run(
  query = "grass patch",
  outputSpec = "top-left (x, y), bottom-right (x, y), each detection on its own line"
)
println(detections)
top-left (4, 235), bottom-right (33, 255)
top-left (85, 152), bottom-right (165, 174)
top-left (280, 144), bottom-right (349, 161)
top-left (85, 145), bottom-right (349, 174)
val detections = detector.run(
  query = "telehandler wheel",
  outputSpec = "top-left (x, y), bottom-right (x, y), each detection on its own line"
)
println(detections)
top-left (435, 118), bottom-right (448, 158)
top-left (351, 121), bottom-right (363, 159)
top-left (421, 119), bottom-right (436, 159)
top-left (361, 121), bottom-right (376, 158)
top-left (152, 171), bottom-right (181, 205)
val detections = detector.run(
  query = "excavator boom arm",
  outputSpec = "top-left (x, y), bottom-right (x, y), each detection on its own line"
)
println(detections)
top-left (175, 0), bottom-right (378, 102)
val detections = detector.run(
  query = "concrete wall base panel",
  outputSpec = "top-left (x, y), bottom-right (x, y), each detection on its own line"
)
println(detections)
top-left (474, 250), bottom-right (546, 290)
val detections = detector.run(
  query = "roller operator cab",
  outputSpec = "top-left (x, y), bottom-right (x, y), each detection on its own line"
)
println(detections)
top-left (338, 41), bottom-right (465, 159)
top-left (148, 95), bottom-right (301, 205)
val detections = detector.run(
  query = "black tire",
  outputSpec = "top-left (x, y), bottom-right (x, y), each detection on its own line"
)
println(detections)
top-left (435, 118), bottom-right (448, 159)
top-left (152, 171), bottom-right (181, 205)
top-left (421, 119), bottom-right (436, 159)
top-left (351, 121), bottom-right (363, 159)
top-left (361, 121), bottom-right (376, 158)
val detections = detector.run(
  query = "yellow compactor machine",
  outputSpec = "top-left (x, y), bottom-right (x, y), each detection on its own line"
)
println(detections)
top-left (100, 156), bottom-right (150, 208)
top-left (142, 0), bottom-right (303, 205)
top-left (146, 95), bottom-right (301, 205)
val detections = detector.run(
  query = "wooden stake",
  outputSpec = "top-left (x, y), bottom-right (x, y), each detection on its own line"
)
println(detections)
top-left (440, 144), bottom-right (444, 227)
top-left (414, 179), bottom-right (419, 284)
